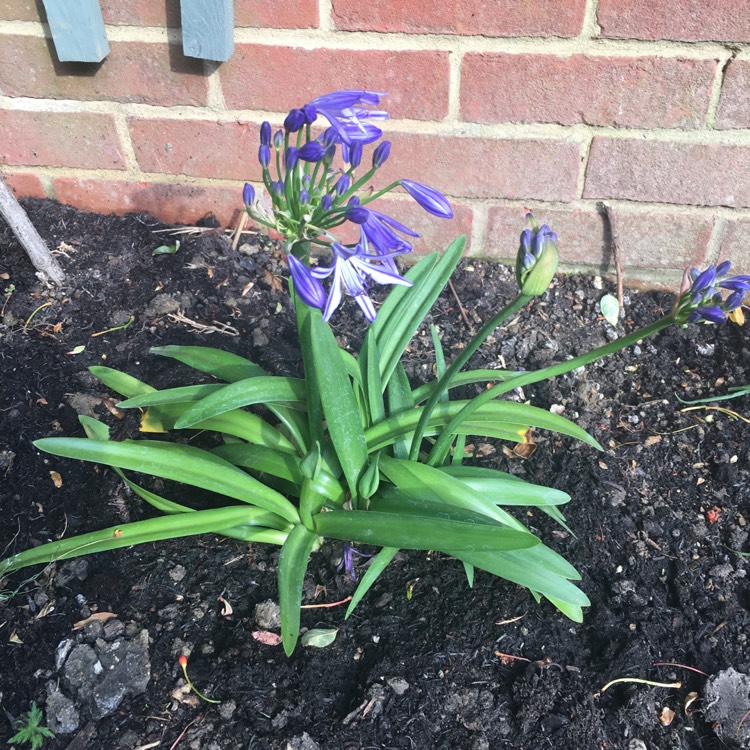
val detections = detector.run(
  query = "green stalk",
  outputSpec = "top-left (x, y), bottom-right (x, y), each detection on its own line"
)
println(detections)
top-left (408, 294), bottom-right (531, 460)
top-left (358, 180), bottom-right (401, 205)
top-left (426, 315), bottom-right (675, 466)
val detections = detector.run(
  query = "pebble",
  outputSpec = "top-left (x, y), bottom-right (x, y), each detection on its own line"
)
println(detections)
top-left (254, 599), bottom-right (281, 630)
top-left (169, 564), bottom-right (187, 582)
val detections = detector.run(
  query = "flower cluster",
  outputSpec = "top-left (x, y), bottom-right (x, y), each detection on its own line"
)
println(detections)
top-left (243, 90), bottom-right (453, 321)
top-left (673, 261), bottom-right (750, 325)
top-left (514, 213), bottom-right (559, 297)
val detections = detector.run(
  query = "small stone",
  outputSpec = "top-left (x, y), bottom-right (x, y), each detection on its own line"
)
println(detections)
top-left (628, 741), bottom-right (647, 750)
top-left (254, 600), bottom-right (281, 630)
top-left (169, 565), bottom-right (187, 582)
top-left (285, 732), bottom-right (321, 750)
top-left (219, 700), bottom-right (237, 720)
top-left (386, 677), bottom-right (409, 695)
top-left (56, 556), bottom-right (89, 586)
top-left (45, 690), bottom-right (80, 734)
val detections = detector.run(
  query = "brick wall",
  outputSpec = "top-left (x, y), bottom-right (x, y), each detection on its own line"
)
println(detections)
top-left (2, 0), bottom-right (749, 281)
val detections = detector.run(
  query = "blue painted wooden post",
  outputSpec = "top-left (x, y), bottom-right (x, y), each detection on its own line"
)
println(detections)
top-left (42, 0), bottom-right (109, 63)
top-left (181, 0), bottom-right (234, 62)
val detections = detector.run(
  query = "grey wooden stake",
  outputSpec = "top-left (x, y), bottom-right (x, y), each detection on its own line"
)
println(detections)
top-left (0, 179), bottom-right (65, 285)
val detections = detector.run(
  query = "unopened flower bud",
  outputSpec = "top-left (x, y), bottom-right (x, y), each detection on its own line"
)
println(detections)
top-left (285, 146), bottom-right (299, 171)
top-left (298, 142), bottom-right (326, 163)
top-left (284, 108), bottom-right (305, 133)
top-left (274, 130), bottom-right (284, 148)
top-left (243, 183), bottom-right (255, 207)
top-left (515, 217), bottom-right (558, 296)
top-left (372, 140), bottom-right (391, 169)
top-left (258, 144), bottom-right (271, 168)
top-left (302, 104), bottom-right (318, 125)
top-left (260, 121), bottom-right (271, 147)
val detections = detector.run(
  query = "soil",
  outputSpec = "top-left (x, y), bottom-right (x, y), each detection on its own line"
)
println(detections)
top-left (1, 198), bottom-right (749, 750)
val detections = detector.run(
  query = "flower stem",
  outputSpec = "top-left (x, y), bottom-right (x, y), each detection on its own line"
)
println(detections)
top-left (408, 293), bottom-right (532, 461)
top-left (426, 315), bottom-right (675, 466)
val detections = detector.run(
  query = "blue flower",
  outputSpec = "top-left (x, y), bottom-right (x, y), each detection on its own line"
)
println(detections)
top-left (260, 121), bottom-right (271, 147)
top-left (311, 242), bottom-right (412, 322)
top-left (515, 216), bottom-right (558, 297)
top-left (298, 141), bottom-right (326, 163)
top-left (243, 183), bottom-right (255, 207)
top-left (372, 141), bottom-right (391, 169)
top-left (675, 260), bottom-right (749, 325)
top-left (258, 144), bottom-right (271, 168)
top-left (287, 254), bottom-right (326, 310)
top-left (309, 90), bottom-right (388, 145)
top-left (400, 179), bottom-right (453, 219)
top-left (284, 108), bottom-right (305, 133)
top-left (360, 208), bottom-right (419, 263)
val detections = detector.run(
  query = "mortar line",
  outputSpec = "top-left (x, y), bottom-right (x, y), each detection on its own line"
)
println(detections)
top-left (111, 113), bottom-right (141, 175)
top-left (469, 202), bottom-right (488, 258)
top-left (576, 135), bottom-right (595, 199)
top-left (705, 217), bottom-right (727, 264)
top-left (705, 49), bottom-right (736, 128)
top-left (447, 45), bottom-right (463, 122)
top-left (580, 0), bottom-right (602, 39)
top-left (203, 61), bottom-right (227, 111)
top-left (5, 20), bottom-right (750, 58)
top-left (318, 0), bottom-right (334, 32)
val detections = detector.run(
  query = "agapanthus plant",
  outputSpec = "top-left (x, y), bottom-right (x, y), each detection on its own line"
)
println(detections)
top-left (1, 90), bottom-right (747, 656)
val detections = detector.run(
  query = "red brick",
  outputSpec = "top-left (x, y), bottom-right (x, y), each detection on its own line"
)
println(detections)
top-left (129, 118), bottom-right (262, 181)
top-left (378, 134), bottom-right (581, 201)
top-left (598, 0), bottom-right (750, 42)
top-left (331, 0), bottom-right (586, 37)
top-left (220, 46), bottom-right (449, 121)
top-left (3, 173), bottom-right (47, 199)
top-left (584, 138), bottom-right (750, 208)
top-left (235, 0), bottom-right (319, 28)
top-left (486, 205), bottom-right (711, 272)
top-left (53, 178), bottom-right (244, 226)
top-left (0, 0), bottom-right (37, 20)
top-left (1, 111), bottom-right (126, 170)
top-left (98, 0), bottom-right (179, 26)
top-left (719, 219), bottom-right (750, 275)
top-left (716, 60), bottom-right (750, 130)
top-left (1, 37), bottom-right (207, 107)
top-left (461, 53), bottom-right (716, 129)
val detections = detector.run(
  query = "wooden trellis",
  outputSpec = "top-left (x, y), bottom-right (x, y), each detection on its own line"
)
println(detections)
top-left (41, 0), bottom-right (234, 63)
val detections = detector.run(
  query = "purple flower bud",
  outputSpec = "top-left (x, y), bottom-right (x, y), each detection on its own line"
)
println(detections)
top-left (258, 144), bottom-right (271, 168)
top-left (320, 127), bottom-right (339, 147)
top-left (335, 174), bottom-right (351, 195)
top-left (321, 194), bottom-right (333, 210)
top-left (260, 121), bottom-right (271, 147)
top-left (346, 206), bottom-right (370, 224)
top-left (726, 290), bottom-right (744, 310)
top-left (716, 260), bottom-right (732, 276)
top-left (302, 174), bottom-right (311, 188)
top-left (284, 108), bottom-right (305, 133)
top-left (298, 141), bottom-right (326, 163)
top-left (271, 180), bottom-right (285, 196)
top-left (243, 183), bottom-right (255, 206)
top-left (696, 305), bottom-right (727, 324)
top-left (302, 104), bottom-right (317, 124)
top-left (299, 189), bottom-right (310, 204)
top-left (285, 146), bottom-right (299, 171)
top-left (520, 228), bottom-right (532, 256)
top-left (288, 254), bottom-right (326, 310)
top-left (400, 179), bottom-right (453, 219)
top-left (349, 142), bottom-right (363, 169)
top-left (692, 267), bottom-right (717, 293)
top-left (274, 130), bottom-right (284, 148)
top-left (372, 140), bottom-right (391, 169)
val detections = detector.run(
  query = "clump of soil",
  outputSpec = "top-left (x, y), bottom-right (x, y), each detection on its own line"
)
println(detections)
top-left (1, 199), bottom-right (748, 750)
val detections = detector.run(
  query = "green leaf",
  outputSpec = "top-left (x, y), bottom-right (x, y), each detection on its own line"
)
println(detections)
top-left (89, 366), bottom-right (156, 399)
top-left (314, 509), bottom-right (539, 552)
top-left (300, 628), bottom-right (338, 648)
top-left (386, 362), bottom-right (414, 459)
top-left (372, 236), bottom-right (465, 388)
top-left (345, 546), bottom-right (399, 618)
top-left (429, 324), bottom-right (449, 403)
top-left (0, 506), bottom-right (285, 578)
top-left (410, 368), bottom-right (521, 405)
top-left (152, 241), bottom-right (180, 255)
top-left (462, 561), bottom-right (475, 588)
top-left (296, 297), bottom-right (325, 446)
top-left (34, 437), bottom-right (300, 524)
top-left (169, 377), bottom-right (306, 428)
top-left (118, 384), bottom-right (226, 408)
top-left (600, 294), bottom-right (620, 327)
top-left (278, 524), bottom-right (320, 655)
top-left (309, 312), bottom-right (368, 497)
top-left (151, 345), bottom-right (267, 382)
top-left (361, 329), bottom-right (385, 426)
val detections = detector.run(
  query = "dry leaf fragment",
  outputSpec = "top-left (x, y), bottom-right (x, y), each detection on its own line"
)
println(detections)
top-left (218, 595), bottom-right (233, 617)
top-left (9, 630), bottom-right (23, 644)
top-left (101, 397), bottom-right (124, 419)
top-left (50, 470), bottom-right (63, 488)
top-left (644, 435), bottom-right (661, 446)
top-left (659, 706), bottom-right (676, 726)
top-left (684, 691), bottom-right (699, 717)
top-left (73, 612), bottom-right (117, 630)
top-left (252, 630), bottom-right (282, 646)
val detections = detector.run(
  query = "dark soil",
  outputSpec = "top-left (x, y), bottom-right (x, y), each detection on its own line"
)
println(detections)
top-left (1, 199), bottom-right (749, 750)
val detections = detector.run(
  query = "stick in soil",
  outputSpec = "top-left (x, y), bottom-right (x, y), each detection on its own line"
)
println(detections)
top-left (448, 278), bottom-right (476, 334)
top-left (602, 202), bottom-right (624, 310)
top-left (0, 178), bottom-right (65, 285)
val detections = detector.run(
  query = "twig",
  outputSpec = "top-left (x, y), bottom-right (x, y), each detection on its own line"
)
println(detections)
top-left (653, 661), bottom-right (709, 677)
top-left (599, 677), bottom-right (681, 694)
top-left (301, 595), bottom-right (352, 609)
top-left (448, 278), bottom-right (475, 334)
top-left (0, 177), bottom-right (65, 284)
top-left (168, 714), bottom-right (203, 750)
top-left (231, 212), bottom-right (248, 251)
top-left (602, 202), bottom-right (624, 309)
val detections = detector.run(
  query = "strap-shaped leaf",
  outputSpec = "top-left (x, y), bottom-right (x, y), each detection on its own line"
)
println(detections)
top-left (34, 437), bottom-right (300, 524)
top-left (345, 546), bottom-right (399, 619)
top-left (450, 547), bottom-right (589, 608)
top-left (170, 377), bottom-right (306, 428)
top-left (150, 345), bottom-right (266, 382)
top-left (429, 324), bottom-right (449, 403)
top-left (385, 362), bottom-right (414, 459)
top-left (372, 236), bottom-right (466, 388)
top-left (314, 509), bottom-right (538, 552)
top-left (0, 506), bottom-right (285, 578)
top-left (309, 312), bottom-right (368, 497)
top-left (411, 368), bottom-right (521, 405)
top-left (278, 524), bottom-right (320, 656)
top-left (89, 366), bottom-right (156, 398)
top-left (118, 384), bottom-right (226, 408)
top-left (296, 296), bottom-right (324, 446)
top-left (360, 329), bottom-right (385, 426)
